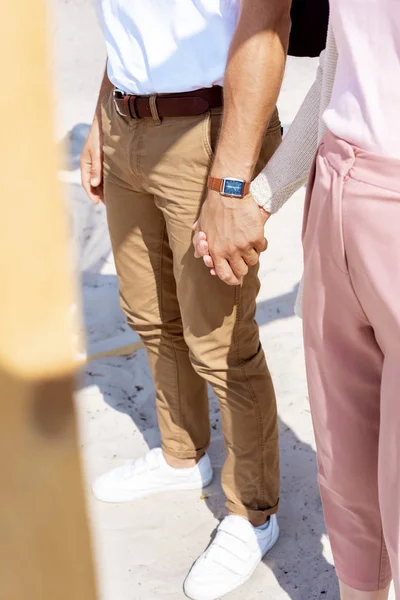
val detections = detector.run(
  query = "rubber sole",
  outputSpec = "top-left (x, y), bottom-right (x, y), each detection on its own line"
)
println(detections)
top-left (93, 472), bottom-right (214, 503)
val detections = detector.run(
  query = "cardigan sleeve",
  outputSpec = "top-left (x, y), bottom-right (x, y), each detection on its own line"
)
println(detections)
top-left (250, 49), bottom-right (325, 213)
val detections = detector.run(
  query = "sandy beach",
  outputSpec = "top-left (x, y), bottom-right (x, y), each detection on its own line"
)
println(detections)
top-left (50, 1), bottom-right (394, 598)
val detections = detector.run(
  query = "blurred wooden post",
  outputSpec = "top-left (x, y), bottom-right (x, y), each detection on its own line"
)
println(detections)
top-left (0, 1), bottom-right (98, 599)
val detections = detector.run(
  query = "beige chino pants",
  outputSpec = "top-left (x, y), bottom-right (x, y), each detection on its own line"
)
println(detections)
top-left (102, 90), bottom-right (282, 524)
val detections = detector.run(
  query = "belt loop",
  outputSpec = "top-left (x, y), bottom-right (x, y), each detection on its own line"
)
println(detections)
top-left (128, 96), bottom-right (139, 119)
top-left (149, 94), bottom-right (162, 125)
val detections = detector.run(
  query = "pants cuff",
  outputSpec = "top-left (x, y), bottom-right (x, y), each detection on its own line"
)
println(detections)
top-left (226, 499), bottom-right (279, 527)
top-left (336, 571), bottom-right (392, 592)
top-left (161, 443), bottom-right (208, 461)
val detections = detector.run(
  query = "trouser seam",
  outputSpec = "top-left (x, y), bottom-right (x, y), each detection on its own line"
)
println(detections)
top-left (135, 119), bottom-right (147, 182)
top-left (378, 528), bottom-right (391, 589)
top-left (234, 285), bottom-right (266, 509)
top-left (158, 221), bottom-right (183, 450)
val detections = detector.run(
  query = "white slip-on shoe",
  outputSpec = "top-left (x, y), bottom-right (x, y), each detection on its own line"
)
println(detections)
top-left (184, 514), bottom-right (279, 600)
top-left (92, 448), bottom-right (213, 503)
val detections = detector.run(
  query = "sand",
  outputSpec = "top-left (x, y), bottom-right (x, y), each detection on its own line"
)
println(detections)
top-left (50, 1), bottom-right (394, 598)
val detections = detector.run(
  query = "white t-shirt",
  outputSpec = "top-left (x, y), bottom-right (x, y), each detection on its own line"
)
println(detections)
top-left (96, 0), bottom-right (239, 94)
top-left (324, 0), bottom-right (400, 158)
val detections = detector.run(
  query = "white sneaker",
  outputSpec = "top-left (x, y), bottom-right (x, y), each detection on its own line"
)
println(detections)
top-left (92, 448), bottom-right (213, 503)
top-left (184, 514), bottom-right (279, 600)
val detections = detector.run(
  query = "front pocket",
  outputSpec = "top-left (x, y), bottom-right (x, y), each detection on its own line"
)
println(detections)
top-left (203, 106), bottom-right (281, 166)
top-left (202, 108), bottom-right (223, 160)
top-left (301, 146), bottom-right (320, 242)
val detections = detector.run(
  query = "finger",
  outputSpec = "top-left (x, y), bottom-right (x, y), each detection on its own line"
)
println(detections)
top-left (81, 160), bottom-right (100, 205)
top-left (259, 207), bottom-right (271, 223)
top-left (253, 237), bottom-right (268, 254)
top-left (90, 153), bottom-right (102, 187)
top-left (197, 239), bottom-right (209, 257)
top-left (242, 248), bottom-right (260, 267)
top-left (80, 157), bottom-right (90, 190)
top-left (193, 235), bottom-right (208, 258)
top-left (228, 256), bottom-right (249, 280)
top-left (81, 150), bottom-right (104, 204)
top-left (192, 220), bottom-right (199, 231)
top-left (210, 269), bottom-right (217, 276)
top-left (214, 258), bottom-right (241, 286)
top-left (193, 232), bottom-right (200, 257)
top-left (203, 255), bottom-right (214, 269)
top-left (87, 181), bottom-right (103, 205)
top-left (193, 237), bottom-right (209, 258)
top-left (89, 187), bottom-right (102, 205)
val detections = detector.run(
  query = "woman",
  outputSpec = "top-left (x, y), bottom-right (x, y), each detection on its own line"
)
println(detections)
top-left (195, 1), bottom-right (400, 598)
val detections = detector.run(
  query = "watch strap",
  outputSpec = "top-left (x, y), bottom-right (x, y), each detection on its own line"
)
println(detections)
top-left (207, 176), bottom-right (250, 197)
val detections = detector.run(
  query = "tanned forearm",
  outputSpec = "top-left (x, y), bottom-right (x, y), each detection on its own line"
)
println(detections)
top-left (194, 0), bottom-right (292, 286)
top-left (211, 0), bottom-right (291, 181)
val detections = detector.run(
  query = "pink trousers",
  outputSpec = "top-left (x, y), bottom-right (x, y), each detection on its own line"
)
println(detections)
top-left (302, 131), bottom-right (400, 593)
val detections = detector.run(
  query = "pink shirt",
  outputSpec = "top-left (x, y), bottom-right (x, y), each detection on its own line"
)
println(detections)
top-left (324, 0), bottom-right (400, 158)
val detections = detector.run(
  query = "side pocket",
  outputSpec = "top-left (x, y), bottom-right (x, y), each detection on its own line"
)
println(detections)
top-left (202, 108), bottom-right (223, 160)
top-left (203, 106), bottom-right (281, 169)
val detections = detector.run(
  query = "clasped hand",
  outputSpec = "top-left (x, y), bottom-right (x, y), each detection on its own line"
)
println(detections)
top-left (193, 190), bottom-right (271, 286)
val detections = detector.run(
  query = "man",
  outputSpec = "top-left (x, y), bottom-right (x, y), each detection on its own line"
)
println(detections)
top-left (80, 2), bottom-right (291, 598)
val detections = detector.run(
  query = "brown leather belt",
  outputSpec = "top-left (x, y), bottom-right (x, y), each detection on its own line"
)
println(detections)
top-left (113, 86), bottom-right (223, 120)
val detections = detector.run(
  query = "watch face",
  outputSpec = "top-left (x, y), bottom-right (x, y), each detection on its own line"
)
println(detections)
top-left (221, 179), bottom-right (245, 198)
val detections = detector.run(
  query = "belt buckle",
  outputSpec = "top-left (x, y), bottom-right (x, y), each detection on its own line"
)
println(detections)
top-left (113, 89), bottom-right (130, 118)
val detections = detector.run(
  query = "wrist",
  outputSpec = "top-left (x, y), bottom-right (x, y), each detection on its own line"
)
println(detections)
top-left (207, 175), bottom-right (251, 199)
top-left (210, 163), bottom-right (253, 182)
top-left (211, 143), bottom-right (256, 181)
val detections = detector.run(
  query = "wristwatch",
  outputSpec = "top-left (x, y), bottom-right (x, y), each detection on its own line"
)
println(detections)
top-left (207, 176), bottom-right (250, 199)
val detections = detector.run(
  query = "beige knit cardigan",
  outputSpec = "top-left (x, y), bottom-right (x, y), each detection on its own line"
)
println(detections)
top-left (250, 23), bottom-right (338, 314)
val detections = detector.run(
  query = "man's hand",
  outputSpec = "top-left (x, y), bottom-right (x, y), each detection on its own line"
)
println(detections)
top-left (190, 0), bottom-right (289, 285)
top-left (80, 66), bottom-right (114, 205)
top-left (193, 191), bottom-right (271, 285)
top-left (80, 116), bottom-right (104, 204)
